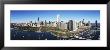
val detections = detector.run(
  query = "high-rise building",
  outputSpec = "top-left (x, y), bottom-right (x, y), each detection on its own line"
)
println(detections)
top-left (60, 22), bottom-right (67, 30)
top-left (48, 21), bottom-right (53, 27)
top-left (88, 21), bottom-right (91, 26)
top-left (38, 17), bottom-right (39, 22)
top-left (30, 21), bottom-right (33, 26)
top-left (56, 14), bottom-right (61, 29)
top-left (53, 21), bottom-right (57, 27)
top-left (68, 20), bottom-right (73, 31)
top-left (95, 20), bottom-right (98, 30)
top-left (82, 19), bottom-right (84, 23)
top-left (37, 17), bottom-right (40, 27)
top-left (40, 21), bottom-right (44, 25)
top-left (79, 21), bottom-right (83, 27)
top-left (60, 21), bottom-right (64, 29)
top-left (65, 23), bottom-right (68, 29)
top-left (57, 14), bottom-right (60, 22)
top-left (95, 20), bottom-right (98, 27)
top-left (44, 20), bottom-right (47, 27)
top-left (57, 22), bottom-right (61, 29)
top-left (73, 20), bottom-right (77, 31)
top-left (49, 21), bottom-right (51, 24)
top-left (82, 19), bottom-right (85, 26)
top-left (30, 21), bottom-right (32, 23)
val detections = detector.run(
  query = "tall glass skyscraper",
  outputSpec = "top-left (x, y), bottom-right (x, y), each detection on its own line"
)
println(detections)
top-left (38, 17), bottom-right (39, 22)
top-left (68, 20), bottom-right (73, 31)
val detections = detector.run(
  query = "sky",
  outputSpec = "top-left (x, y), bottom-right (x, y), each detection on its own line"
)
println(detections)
top-left (11, 10), bottom-right (100, 23)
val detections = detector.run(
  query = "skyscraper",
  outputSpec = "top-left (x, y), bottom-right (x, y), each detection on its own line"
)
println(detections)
top-left (30, 21), bottom-right (33, 26)
top-left (38, 17), bottom-right (39, 22)
top-left (82, 19), bottom-right (85, 26)
top-left (49, 21), bottom-right (51, 24)
top-left (88, 21), bottom-right (91, 26)
top-left (53, 21), bottom-right (57, 27)
top-left (79, 21), bottom-right (82, 28)
top-left (73, 20), bottom-right (77, 31)
top-left (95, 20), bottom-right (98, 27)
top-left (56, 14), bottom-right (61, 29)
top-left (37, 17), bottom-right (40, 27)
top-left (95, 20), bottom-right (98, 30)
top-left (82, 19), bottom-right (84, 23)
top-left (40, 21), bottom-right (44, 25)
top-left (57, 14), bottom-right (60, 22)
top-left (60, 21), bottom-right (66, 30)
top-left (68, 20), bottom-right (73, 31)
top-left (44, 20), bottom-right (47, 26)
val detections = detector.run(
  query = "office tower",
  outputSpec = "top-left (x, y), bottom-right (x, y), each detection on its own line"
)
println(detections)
top-left (44, 20), bottom-right (47, 27)
top-left (95, 20), bottom-right (98, 27)
top-left (29, 21), bottom-right (33, 26)
top-left (37, 17), bottom-right (40, 27)
top-left (67, 22), bottom-right (70, 30)
top-left (48, 21), bottom-right (53, 27)
top-left (79, 21), bottom-right (83, 28)
top-left (60, 21), bottom-right (64, 29)
top-left (88, 21), bottom-right (91, 26)
top-left (65, 23), bottom-right (68, 29)
top-left (95, 20), bottom-right (98, 30)
top-left (57, 14), bottom-right (60, 22)
top-left (59, 22), bottom-right (61, 29)
top-left (53, 21), bottom-right (57, 27)
top-left (61, 22), bottom-right (67, 30)
top-left (57, 22), bottom-right (59, 29)
top-left (82, 19), bottom-right (85, 26)
top-left (51, 22), bottom-right (54, 27)
top-left (30, 21), bottom-right (32, 23)
top-left (56, 14), bottom-right (61, 29)
top-left (77, 21), bottom-right (81, 28)
top-left (40, 21), bottom-right (44, 25)
top-left (49, 21), bottom-right (51, 24)
top-left (82, 19), bottom-right (84, 23)
top-left (73, 20), bottom-right (77, 31)
top-left (38, 17), bottom-right (39, 22)
top-left (68, 20), bottom-right (73, 31)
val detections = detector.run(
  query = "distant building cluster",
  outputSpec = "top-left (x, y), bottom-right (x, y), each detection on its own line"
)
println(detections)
top-left (11, 14), bottom-right (100, 40)
top-left (11, 14), bottom-right (98, 32)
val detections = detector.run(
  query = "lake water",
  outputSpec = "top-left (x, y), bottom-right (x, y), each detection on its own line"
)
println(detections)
top-left (11, 29), bottom-right (100, 40)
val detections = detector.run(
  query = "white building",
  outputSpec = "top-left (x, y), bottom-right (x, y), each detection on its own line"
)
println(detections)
top-left (57, 14), bottom-right (60, 22)
top-left (73, 20), bottom-right (77, 31)
top-left (53, 21), bottom-right (57, 27)
top-left (64, 23), bottom-right (68, 29)
top-left (37, 22), bottom-right (40, 27)
top-left (56, 14), bottom-right (61, 29)
top-left (60, 22), bottom-right (67, 30)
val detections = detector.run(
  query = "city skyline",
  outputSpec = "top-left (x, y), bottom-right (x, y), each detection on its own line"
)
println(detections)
top-left (11, 10), bottom-right (100, 23)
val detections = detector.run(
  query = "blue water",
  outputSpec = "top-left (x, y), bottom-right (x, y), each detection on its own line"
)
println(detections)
top-left (11, 29), bottom-right (100, 40)
top-left (11, 29), bottom-right (58, 40)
